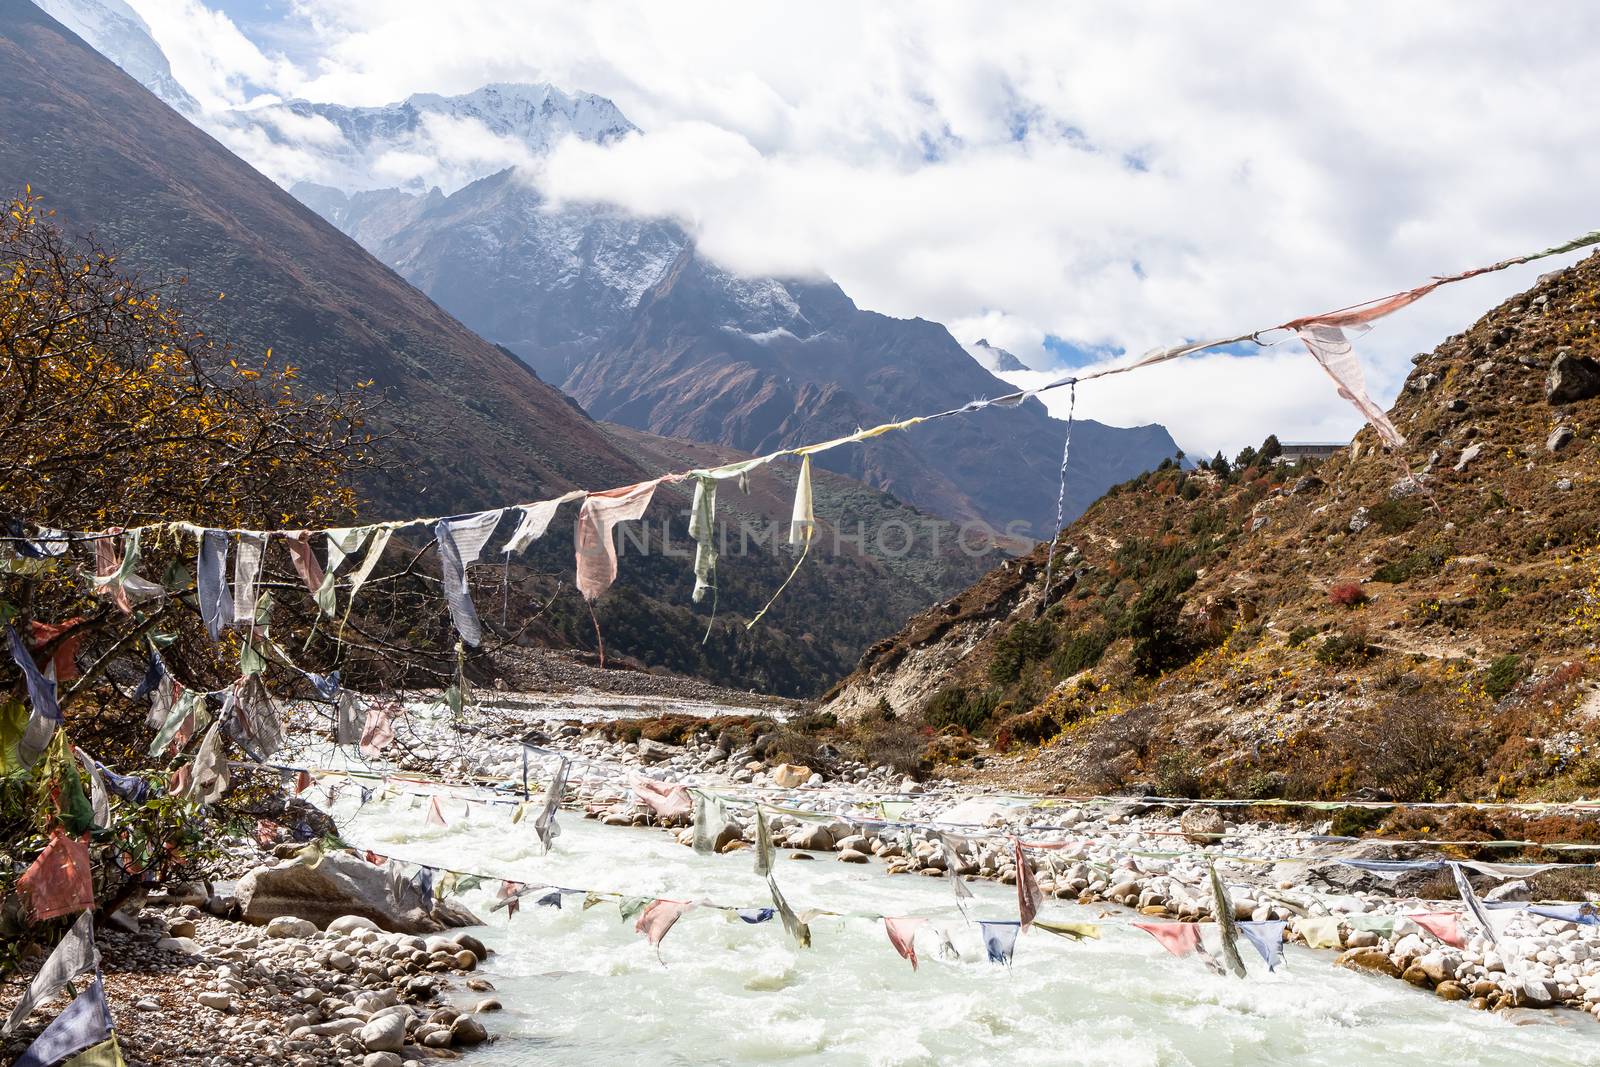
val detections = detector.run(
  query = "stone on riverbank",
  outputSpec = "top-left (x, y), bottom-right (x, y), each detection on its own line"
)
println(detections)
top-left (237, 851), bottom-right (483, 933)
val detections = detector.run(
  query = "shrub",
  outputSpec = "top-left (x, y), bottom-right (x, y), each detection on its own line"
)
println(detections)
top-left (988, 619), bottom-right (1054, 685)
top-left (996, 705), bottom-right (1062, 745)
top-left (924, 686), bottom-right (1001, 732)
top-left (1153, 752), bottom-right (1202, 797)
top-left (1287, 624), bottom-right (1319, 647)
top-left (855, 717), bottom-right (925, 777)
top-left (1054, 626), bottom-right (1111, 677)
top-left (1483, 654), bottom-right (1526, 701)
top-left (1316, 629), bottom-right (1375, 667)
top-left (1328, 582), bottom-right (1367, 608)
top-left (1369, 497), bottom-right (1425, 535)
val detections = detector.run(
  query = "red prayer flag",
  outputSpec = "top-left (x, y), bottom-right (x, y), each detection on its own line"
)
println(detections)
top-left (19, 831), bottom-right (94, 921)
top-left (1410, 911), bottom-right (1466, 948)
top-left (635, 898), bottom-right (693, 948)
top-left (1134, 921), bottom-right (1202, 958)
top-left (1014, 837), bottom-right (1044, 931)
top-left (29, 620), bottom-right (83, 682)
top-left (884, 916), bottom-right (927, 970)
top-left (426, 796), bottom-right (447, 828)
top-left (632, 779), bottom-right (692, 820)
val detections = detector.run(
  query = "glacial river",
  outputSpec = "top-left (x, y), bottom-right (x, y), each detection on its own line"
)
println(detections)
top-left (331, 794), bottom-right (1600, 1067)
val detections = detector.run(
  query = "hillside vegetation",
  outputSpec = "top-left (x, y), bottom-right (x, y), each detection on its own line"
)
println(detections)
top-left (822, 251), bottom-right (1600, 805)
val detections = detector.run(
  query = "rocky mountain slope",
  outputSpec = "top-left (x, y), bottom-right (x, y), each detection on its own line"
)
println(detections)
top-left (568, 248), bottom-right (1180, 534)
top-left (822, 251), bottom-right (1600, 804)
top-left (0, 0), bottom-right (647, 515)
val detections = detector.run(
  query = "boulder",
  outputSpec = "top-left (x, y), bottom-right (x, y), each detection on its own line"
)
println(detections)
top-left (771, 764), bottom-right (812, 788)
top-left (1178, 807), bottom-right (1225, 845)
top-left (786, 823), bottom-right (835, 851)
top-left (1336, 947), bottom-right (1401, 979)
top-left (1547, 425), bottom-right (1575, 452)
top-left (364, 1055), bottom-right (402, 1067)
top-left (1547, 352), bottom-right (1600, 404)
top-left (450, 1015), bottom-right (489, 1046)
top-left (636, 738), bottom-right (682, 763)
top-left (356, 1012), bottom-right (406, 1053)
top-left (236, 852), bottom-right (483, 934)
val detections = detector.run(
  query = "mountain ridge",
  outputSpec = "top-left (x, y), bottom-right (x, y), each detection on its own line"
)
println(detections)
top-left (820, 250), bottom-right (1600, 803)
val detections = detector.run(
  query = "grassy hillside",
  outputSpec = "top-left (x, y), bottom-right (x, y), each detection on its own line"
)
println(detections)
top-left (822, 250), bottom-right (1600, 804)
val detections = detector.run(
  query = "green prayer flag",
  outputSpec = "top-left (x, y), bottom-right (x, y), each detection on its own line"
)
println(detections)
top-left (619, 896), bottom-right (650, 922)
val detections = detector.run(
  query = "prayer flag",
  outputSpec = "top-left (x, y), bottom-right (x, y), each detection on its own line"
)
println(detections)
top-left (426, 796), bottom-right (447, 827)
top-left (789, 456), bottom-right (814, 546)
top-left (283, 531), bottom-right (325, 600)
top-left (1013, 838), bottom-right (1043, 932)
top-left (3, 911), bottom-right (96, 1034)
top-left (505, 492), bottom-right (586, 555)
top-left (1208, 863), bottom-right (1247, 978)
top-left (13, 974), bottom-right (113, 1067)
top-left (689, 476), bottom-right (717, 603)
top-left (196, 530), bottom-right (234, 640)
top-left (535, 757), bottom-right (570, 852)
top-left (1034, 920), bottom-right (1101, 942)
top-left (768, 876), bottom-right (810, 949)
top-left (633, 778), bottom-right (692, 821)
top-left (1134, 921), bottom-right (1202, 958)
top-left (754, 806), bottom-right (775, 877)
top-left (884, 916), bottom-right (926, 970)
top-left (737, 908), bottom-right (774, 924)
top-left (233, 532), bottom-right (267, 625)
top-left (1239, 920), bottom-right (1287, 972)
top-left (574, 481), bottom-right (657, 601)
top-left (635, 898), bottom-right (693, 956)
top-left (360, 701), bottom-right (397, 758)
top-left (435, 511), bottom-right (503, 647)
top-left (1293, 916), bottom-right (1342, 949)
top-left (19, 832), bottom-right (94, 921)
top-left (980, 920), bottom-right (1020, 964)
top-left (1409, 911), bottom-right (1467, 949)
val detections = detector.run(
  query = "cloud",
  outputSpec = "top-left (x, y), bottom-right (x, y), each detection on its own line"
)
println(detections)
top-left (127, 0), bottom-right (1600, 455)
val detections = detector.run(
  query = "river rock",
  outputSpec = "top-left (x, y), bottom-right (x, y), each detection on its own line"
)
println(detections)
top-left (264, 915), bottom-right (318, 938)
top-left (1178, 807), bottom-right (1224, 844)
top-left (237, 852), bottom-right (483, 934)
top-left (363, 1055), bottom-right (402, 1067)
top-left (328, 914), bottom-right (382, 935)
top-left (356, 1013), bottom-right (406, 1053)
top-left (197, 991), bottom-right (232, 1011)
top-left (637, 738), bottom-right (682, 763)
top-left (787, 824), bottom-right (835, 851)
top-left (450, 1015), bottom-right (489, 1046)
top-left (1336, 947), bottom-right (1401, 978)
top-left (771, 764), bottom-right (811, 788)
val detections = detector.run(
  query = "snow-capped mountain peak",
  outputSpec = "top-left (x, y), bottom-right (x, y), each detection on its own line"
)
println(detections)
top-left (31, 0), bottom-right (197, 112)
top-left (218, 81), bottom-right (636, 195)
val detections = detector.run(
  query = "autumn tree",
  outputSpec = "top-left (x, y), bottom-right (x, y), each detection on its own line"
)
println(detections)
top-left (0, 190), bottom-right (373, 939)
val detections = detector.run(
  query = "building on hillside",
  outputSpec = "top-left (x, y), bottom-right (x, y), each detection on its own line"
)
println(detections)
top-left (1274, 441), bottom-right (1347, 464)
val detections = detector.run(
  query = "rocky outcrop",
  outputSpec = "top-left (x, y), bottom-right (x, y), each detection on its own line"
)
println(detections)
top-left (235, 853), bottom-right (482, 934)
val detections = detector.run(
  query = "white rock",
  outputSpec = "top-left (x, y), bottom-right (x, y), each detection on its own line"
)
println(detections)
top-left (264, 916), bottom-right (318, 939)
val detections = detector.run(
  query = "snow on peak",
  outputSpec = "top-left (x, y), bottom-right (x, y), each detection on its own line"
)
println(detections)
top-left (32, 0), bottom-right (198, 112)
top-left (218, 81), bottom-right (636, 195)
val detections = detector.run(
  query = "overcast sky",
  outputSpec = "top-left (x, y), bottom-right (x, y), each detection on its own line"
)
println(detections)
top-left (127, 0), bottom-right (1600, 457)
